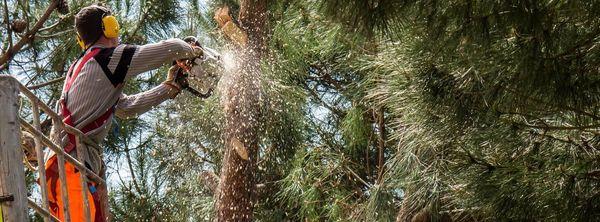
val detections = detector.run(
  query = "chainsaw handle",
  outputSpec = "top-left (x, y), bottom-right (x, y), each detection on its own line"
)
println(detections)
top-left (176, 60), bottom-right (191, 72)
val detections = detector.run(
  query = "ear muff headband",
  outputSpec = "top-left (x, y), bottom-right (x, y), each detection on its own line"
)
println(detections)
top-left (75, 10), bottom-right (120, 50)
top-left (76, 34), bottom-right (86, 49)
top-left (101, 15), bottom-right (119, 38)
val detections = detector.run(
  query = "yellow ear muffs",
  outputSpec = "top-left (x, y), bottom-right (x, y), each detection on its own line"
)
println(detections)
top-left (101, 15), bottom-right (120, 38)
top-left (76, 34), bottom-right (86, 50)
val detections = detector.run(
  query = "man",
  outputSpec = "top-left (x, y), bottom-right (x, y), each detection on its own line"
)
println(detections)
top-left (45, 4), bottom-right (201, 222)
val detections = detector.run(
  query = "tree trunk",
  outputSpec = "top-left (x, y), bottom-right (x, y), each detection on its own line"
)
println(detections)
top-left (214, 0), bottom-right (267, 221)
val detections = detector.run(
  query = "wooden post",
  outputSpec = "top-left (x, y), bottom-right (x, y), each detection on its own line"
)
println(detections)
top-left (0, 75), bottom-right (27, 221)
top-left (57, 154), bottom-right (72, 222)
top-left (32, 103), bottom-right (51, 222)
top-left (75, 136), bottom-right (92, 222)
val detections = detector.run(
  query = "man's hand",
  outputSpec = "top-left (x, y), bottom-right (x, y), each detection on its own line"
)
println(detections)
top-left (191, 45), bottom-right (204, 57)
top-left (163, 65), bottom-right (182, 98)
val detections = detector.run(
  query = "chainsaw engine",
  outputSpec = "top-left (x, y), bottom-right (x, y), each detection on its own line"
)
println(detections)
top-left (176, 36), bottom-right (223, 98)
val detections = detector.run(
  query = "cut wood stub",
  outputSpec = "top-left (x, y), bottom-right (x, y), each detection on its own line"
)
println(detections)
top-left (231, 137), bottom-right (249, 160)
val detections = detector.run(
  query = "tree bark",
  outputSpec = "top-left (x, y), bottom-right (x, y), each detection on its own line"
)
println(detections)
top-left (214, 0), bottom-right (268, 221)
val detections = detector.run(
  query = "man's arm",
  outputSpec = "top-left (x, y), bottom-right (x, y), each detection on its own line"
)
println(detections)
top-left (96, 38), bottom-right (201, 86)
top-left (114, 83), bottom-right (179, 118)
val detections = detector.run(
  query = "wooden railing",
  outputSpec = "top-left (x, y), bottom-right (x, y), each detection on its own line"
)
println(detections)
top-left (0, 75), bottom-right (104, 222)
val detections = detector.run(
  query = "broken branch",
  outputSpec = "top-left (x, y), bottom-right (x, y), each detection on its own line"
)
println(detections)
top-left (27, 76), bottom-right (64, 90)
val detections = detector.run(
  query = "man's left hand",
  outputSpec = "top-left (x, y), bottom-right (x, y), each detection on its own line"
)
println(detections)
top-left (163, 65), bottom-right (183, 94)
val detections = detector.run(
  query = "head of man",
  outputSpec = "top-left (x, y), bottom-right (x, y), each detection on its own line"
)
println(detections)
top-left (74, 5), bottom-right (119, 49)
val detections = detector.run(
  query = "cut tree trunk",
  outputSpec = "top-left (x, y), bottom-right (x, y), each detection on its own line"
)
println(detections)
top-left (214, 0), bottom-right (268, 221)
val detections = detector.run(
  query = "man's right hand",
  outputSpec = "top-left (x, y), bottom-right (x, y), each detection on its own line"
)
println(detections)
top-left (191, 45), bottom-right (204, 57)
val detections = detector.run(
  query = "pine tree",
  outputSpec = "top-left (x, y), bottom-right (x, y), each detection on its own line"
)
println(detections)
top-left (3, 0), bottom-right (599, 221)
top-left (317, 0), bottom-right (600, 220)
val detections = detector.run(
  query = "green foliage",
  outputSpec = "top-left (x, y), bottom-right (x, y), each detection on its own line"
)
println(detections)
top-left (4, 0), bottom-right (599, 221)
top-left (318, 0), bottom-right (404, 36)
top-left (278, 148), bottom-right (355, 220)
top-left (341, 106), bottom-right (371, 156)
top-left (352, 0), bottom-right (600, 220)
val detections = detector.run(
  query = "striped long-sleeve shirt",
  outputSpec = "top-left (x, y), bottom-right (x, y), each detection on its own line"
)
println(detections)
top-left (48, 38), bottom-right (199, 174)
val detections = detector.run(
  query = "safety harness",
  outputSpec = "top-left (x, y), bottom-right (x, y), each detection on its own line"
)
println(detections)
top-left (45, 47), bottom-right (113, 222)
top-left (60, 48), bottom-right (115, 153)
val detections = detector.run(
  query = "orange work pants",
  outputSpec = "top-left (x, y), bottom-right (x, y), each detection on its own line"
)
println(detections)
top-left (45, 156), bottom-right (103, 222)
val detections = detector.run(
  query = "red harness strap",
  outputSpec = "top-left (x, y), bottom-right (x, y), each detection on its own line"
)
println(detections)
top-left (47, 48), bottom-right (111, 222)
top-left (60, 48), bottom-right (115, 153)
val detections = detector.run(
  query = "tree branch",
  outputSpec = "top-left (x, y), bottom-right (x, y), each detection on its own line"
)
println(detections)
top-left (200, 171), bottom-right (219, 193)
top-left (345, 166), bottom-right (372, 188)
top-left (27, 76), bottom-right (64, 90)
top-left (2, 0), bottom-right (13, 53)
top-left (506, 88), bottom-right (600, 121)
top-left (123, 136), bottom-right (153, 194)
top-left (124, 6), bottom-right (150, 41)
top-left (302, 81), bottom-right (345, 117)
top-left (0, 0), bottom-right (57, 68)
top-left (519, 122), bottom-right (600, 131)
top-left (376, 107), bottom-right (386, 184)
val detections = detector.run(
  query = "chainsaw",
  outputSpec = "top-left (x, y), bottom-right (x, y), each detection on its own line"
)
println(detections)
top-left (173, 36), bottom-right (223, 99)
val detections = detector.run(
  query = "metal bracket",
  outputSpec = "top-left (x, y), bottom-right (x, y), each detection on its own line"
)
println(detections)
top-left (0, 195), bottom-right (14, 203)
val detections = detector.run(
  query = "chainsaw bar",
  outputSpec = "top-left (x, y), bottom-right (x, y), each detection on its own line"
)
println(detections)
top-left (185, 85), bottom-right (212, 99)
